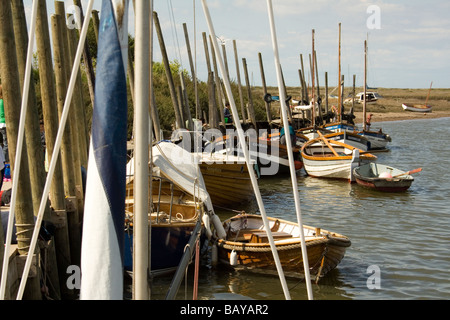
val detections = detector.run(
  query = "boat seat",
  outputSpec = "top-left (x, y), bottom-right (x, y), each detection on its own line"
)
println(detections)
top-left (249, 231), bottom-right (292, 243)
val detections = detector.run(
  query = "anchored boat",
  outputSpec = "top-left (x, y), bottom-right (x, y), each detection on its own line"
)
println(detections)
top-left (124, 142), bottom-right (223, 274)
top-left (301, 132), bottom-right (377, 181)
top-left (353, 163), bottom-right (419, 192)
top-left (401, 103), bottom-right (432, 113)
top-left (193, 152), bottom-right (256, 208)
top-left (217, 214), bottom-right (351, 280)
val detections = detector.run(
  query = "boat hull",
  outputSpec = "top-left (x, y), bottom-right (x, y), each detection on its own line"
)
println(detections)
top-left (301, 137), bottom-right (377, 181)
top-left (354, 163), bottom-right (414, 192)
top-left (323, 122), bottom-right (391, 150)
top-left (357, 131), bottom-right (391, 150)
top-left (124, 224), bottom-right (196, 272)
top-left (402, 103), bottom-right (432, 113)
top-left (199, 161), bottom-right (254, 208)
top-left (217, 214), bottom-right (351, 280)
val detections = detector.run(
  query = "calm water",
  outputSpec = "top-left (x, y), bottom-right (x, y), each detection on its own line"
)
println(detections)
top-left (149, 117), bottom-right (450, 300)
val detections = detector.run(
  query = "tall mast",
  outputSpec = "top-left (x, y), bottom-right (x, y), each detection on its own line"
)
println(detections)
top-left (311, 29), bottom-right (315, 128)
top-left (363, 40), bottom-right (367, 131)
top-left (338, 23), bottom-right (341, 122)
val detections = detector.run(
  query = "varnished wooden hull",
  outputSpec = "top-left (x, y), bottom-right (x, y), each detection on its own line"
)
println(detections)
top-left (217, 214), bottom-right (351, 280)
top-left (200, 162), bottom-right (254, 207)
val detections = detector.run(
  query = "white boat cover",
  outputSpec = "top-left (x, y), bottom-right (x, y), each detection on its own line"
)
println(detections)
top-left (126, 141), bottom-right (214, 213)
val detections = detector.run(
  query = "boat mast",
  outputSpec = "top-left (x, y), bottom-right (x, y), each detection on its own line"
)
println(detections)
top-left (338, 23), bottom-right (341, 123)
top-left (200, 0), bottom-right (293, 300)
top-left (311, 29), bottom-right (315, 128)
top-left (266, 0), bottom-right (314, 300)
top-left (425, 81), bottom-right (433, 106)
top-left (363, 40), bottom-right (367, 131)
top-left (134, 0), bottom-right (151, 300)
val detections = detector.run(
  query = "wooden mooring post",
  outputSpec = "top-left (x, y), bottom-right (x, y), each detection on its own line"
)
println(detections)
top-left (36, 0), bottom-right (73, 300)
top-left (233, 40), bottom-right (247, 124)
top-left (258, 52), bottom-right (272, 124)
top-left (51, 12), bottom-right (81, 268)
top-left (0, 0), bottom-right (41, 299)
top-left (242, 58), bottom-right (257, 128)
top-left (11, 0), bottom-right (62, 299)
top-left (153, 11), bottom-right (184, 130)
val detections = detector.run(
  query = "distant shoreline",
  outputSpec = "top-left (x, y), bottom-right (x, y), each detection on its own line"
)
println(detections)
top-left (352, 110), bottom-right (450, 124)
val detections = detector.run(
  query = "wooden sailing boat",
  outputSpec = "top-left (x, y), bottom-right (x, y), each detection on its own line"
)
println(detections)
top-left (402, 82), bottom-right (433, 112)
top-left (124, 142), bottom-right (222, 274)
top-left (323, 40), bottom-right (391, 150)
top-left (217, 213), bottom-right (351, 280)
top-left (301, 131), bottom-right (377, 181)
top-left (193, 151), bottom-right (256, 208)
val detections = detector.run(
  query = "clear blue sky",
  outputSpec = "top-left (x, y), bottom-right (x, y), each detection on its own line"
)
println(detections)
top-left (24, 0), bottom-right (450, 89)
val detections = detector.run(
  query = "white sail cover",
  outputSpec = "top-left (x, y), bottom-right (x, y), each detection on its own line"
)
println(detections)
top-left (126, 141), bottom-right (214, 213)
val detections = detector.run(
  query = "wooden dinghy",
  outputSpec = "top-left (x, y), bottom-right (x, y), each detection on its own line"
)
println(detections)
top-left (301, 132), bottom-right (377, 181)
top-left (217, 214), bottom-right (351, 280)
top-left (402, 103), bottom-right (432, 113)
top-left (193, 152), bottom-right (255, 208)
top-left (401, 82), bottom-right (433, 113)
top-left (353, 163), bottom-right (419, 192)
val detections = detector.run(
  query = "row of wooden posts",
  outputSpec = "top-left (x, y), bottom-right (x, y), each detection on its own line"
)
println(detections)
top-left (0, 0), bottom-right (99, 300)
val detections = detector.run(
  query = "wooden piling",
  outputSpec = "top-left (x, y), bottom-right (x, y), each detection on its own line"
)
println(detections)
top-left (72, 0), bottom-right (96, 106)
top-left (11, 0), bottom-right (50, 219)
top-left (153, 11), bottom-right (184, 129)
top-left (91, 10), bottom-right (99, 43)
top-left (67, 26), bottom-right (88, 167)
top-left (149, 9), bottom-right (161, 141)
top-left (51, 13), bottom-right (81, 267)
top-left (0, 0), bottom-right (41, 299)
top-left (180, 73), bottom-right (194, 131)
top-left (182, 23), bottom-right (199, 120)
top-left (325, 72), bottom-right (329, 115)
top-left (56, 0), bottom-right (85, 235)
top-left (209, 36), bottom-right (226, 126)
top-left (300, 54), bottom-right (308, 104)
top-left (206, 72), bottom-right (217, 128)
top-left (352, 74), bottom-right (356, 115)
top-left (202, 32), bottom-right (219, 128)
top-left (242, 58), bottom-right (257, 128)
top-left (258, 52), bottom-right (272, 124)
top-left (11, 0), bottom-right (61, 298)
top-left (35, 0), bottom-right (73, 299)
top-left (233, 40), bottom-right (247, 124)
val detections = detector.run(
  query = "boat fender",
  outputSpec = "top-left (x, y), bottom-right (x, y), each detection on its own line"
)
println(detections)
top-left (230, 249), bottom-right (238, 266)
top-left (211, 213), bottom-right (227, 239)
top-left (211, 243), bottom-right (218, 266)
top-left (202, 213), bottom-right (212, 240)
top-left (379, 172), bottom-right (392, 179)
top-left (350, 149), bottom-right (360, 182)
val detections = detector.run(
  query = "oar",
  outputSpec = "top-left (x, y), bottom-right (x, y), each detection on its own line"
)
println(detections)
top-left (317, 131), bottom-right (340, 157)
top-left (393, 168), bottom-right (422, 178)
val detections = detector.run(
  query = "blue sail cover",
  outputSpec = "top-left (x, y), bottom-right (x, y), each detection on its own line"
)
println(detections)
top-left (80, 0), bottom-right (128, 300)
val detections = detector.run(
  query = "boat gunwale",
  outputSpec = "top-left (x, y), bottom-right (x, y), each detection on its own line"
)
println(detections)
top-left (301, 137), bottom-right (377, 161)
